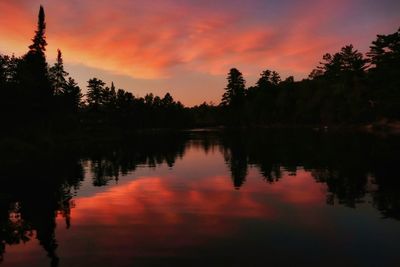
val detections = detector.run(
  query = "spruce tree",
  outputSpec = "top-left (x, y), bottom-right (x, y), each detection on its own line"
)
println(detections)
top-left (86, 78), bottom-right (106, 110)
top-left (109, 82), bottom-right (117, 108)
top-left (49, 49), bottom-right (69, 95)
top-left (64, 78), bottom-right (82, 112)
top-left (29, 6), bottom-right (47, 54)
top-left (17, 5), bottom-right (52, 118)
top-left (221, 68), bottom-right (246, 107)
top-left (256, 70), bottom-right (272, 89)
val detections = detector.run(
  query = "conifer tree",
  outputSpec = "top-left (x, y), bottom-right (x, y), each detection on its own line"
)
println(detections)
top-left (29, 6), bottom-right (47, 55)
top-left (17, 5), bottom-right (52, 115)
top-left (256, 70), bottom-right (272, 89)
top-left (109, 82), bottom-right (117, 108)
top-left (64, 78), bottom-right (82, 112)
top-left (221, 68), bottom-right (246, 107)
top-left (86, 78), bottom-right (106, 109)
top-left (49, 49), bottom-right (69, 95)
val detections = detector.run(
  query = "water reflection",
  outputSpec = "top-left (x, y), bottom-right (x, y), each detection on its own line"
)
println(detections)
top-left (0, 130), bottom-right (399, 266)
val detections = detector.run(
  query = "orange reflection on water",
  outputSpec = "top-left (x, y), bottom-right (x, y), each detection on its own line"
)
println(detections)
top-left (60, 165), bottom-right (328, 258)
top-left (3, 232), bottom-right (48, 267)
top-left (265, 170), bottom-right (327, 204)
top-left (71, 174), bottom-right (277, 228)
top-left (1, 145), bottom-right (330, 267)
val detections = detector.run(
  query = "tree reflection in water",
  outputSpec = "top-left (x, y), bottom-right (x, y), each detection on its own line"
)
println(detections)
top-left (0, 130), bottom-right (398, 266)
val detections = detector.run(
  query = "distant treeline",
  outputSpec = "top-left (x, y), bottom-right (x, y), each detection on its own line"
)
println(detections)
top-left (0, 6), bottom-right (399, 136)
top-left (216, 35), bottom-right (400, 126)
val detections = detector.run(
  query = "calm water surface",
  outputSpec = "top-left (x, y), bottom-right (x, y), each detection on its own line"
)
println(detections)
top-left (0, 130), bottom-right (399, 266)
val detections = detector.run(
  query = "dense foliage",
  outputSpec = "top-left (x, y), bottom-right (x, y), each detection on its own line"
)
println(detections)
top-left (217, 39), bottom-right (400, 126)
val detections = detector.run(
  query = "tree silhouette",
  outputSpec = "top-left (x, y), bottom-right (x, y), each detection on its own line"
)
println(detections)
top-left (221, 68), bottom-right (246, 107)
top-left (107, 82), bottom-right (117, 109)
top-left (116, 89), bottom-right (134, 110)
top-left (256, 70), bottom-right (272, 89)
top-left (256, 69), bottom-right (281, 88)
top-left (17, 5), bottom-right (52, 121)
top-left (162, 93), bottom-right (174, 107)
top-left (368, 28), bottom-right (400, 68)
top-left (29, 6), bottom-right (47, 54)
top-left (0, 55), bottom-right (18, 86)
top-left (367, 28), bottom-right (400, 119)
top-left (271, 71), bottom-right (281, 85)
top-left (317, 45), bottom-right (367, 77)
top-left (86, 78), bottom-right (106, 110)
top-left (49, 49), bottom-right (68, 95)
top-left (63, 78), bottom-right (82, 113)
top-left (339, 45), bottom-right (368, 73)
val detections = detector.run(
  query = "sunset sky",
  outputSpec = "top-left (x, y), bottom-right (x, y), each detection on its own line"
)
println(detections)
top-left (0, 0), bottom-right (399, 106)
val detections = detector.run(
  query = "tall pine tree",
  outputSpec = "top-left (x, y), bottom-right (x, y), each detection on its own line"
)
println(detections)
top-left (17, 5), bottom-right (52, 119)
top-left (86, 78), bottom-right (106, 110)
top-left (29, 6), bottom-right (47, 54)
top-left (49, 49), bottom-right (68, 95)
top-left (221, 68), bottom-right (246, 107)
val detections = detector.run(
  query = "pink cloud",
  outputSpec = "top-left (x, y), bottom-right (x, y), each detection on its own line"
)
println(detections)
top-left (0, 0), bottom-right (398, 104)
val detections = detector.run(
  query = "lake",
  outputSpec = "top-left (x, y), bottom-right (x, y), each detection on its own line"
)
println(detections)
top-left (0, 130), bottom-right (399, 267)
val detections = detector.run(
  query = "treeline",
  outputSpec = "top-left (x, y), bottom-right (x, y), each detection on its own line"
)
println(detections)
top-left (215, 30), bottom-right (400, 126)
top-left (0, 6), bottom-right (399, 136)
top-left (82, 78), bottom-right (189, 130)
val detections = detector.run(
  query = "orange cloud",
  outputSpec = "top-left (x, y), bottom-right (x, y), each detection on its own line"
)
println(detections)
top-left (0, 0), bottom-right (398, 104)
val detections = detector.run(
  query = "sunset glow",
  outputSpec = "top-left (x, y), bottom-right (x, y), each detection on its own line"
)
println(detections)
top-left (52, 169), bottom-right (328, 263)
top-left (0, 0), bottom-right (399, 105)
